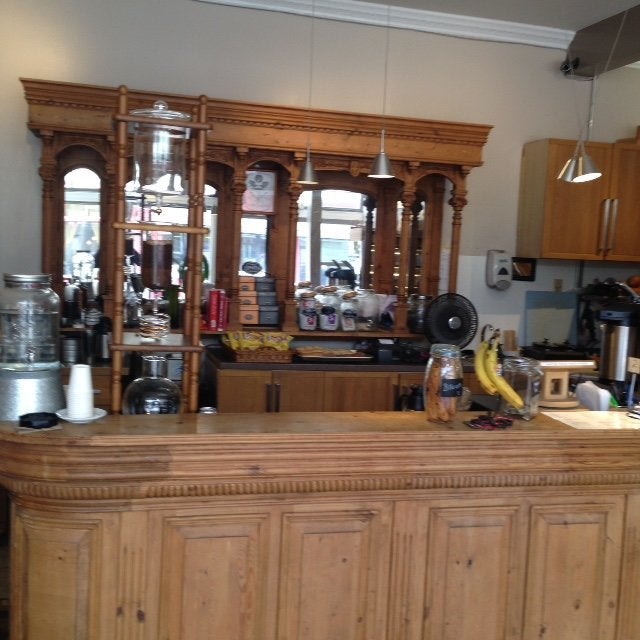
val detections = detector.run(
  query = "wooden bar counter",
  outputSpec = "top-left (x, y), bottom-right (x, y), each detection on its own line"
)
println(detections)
top-left (0, 411), bottom-right (639, 640)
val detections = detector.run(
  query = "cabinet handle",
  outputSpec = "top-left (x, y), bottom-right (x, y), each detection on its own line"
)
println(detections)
top-left (606, 198), bottom-right (619, 254)
top-left (266, 383), bottom-right (272, 413)
top-left (598, 198), bottom-right (611, 255)
top-left (274, 383), bottom-right (281, 413)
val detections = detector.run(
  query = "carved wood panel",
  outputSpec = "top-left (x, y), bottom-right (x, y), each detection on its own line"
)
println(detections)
top-left (523, 495), bottom-right (624, 640)
top-left (278, 501), bottom-right (392, 640)
top-left (12, 508), bottom-right (120, 640)
top-left (155, 510), bottom-right (275, 640)
top-left (423, 500), bottom-right (526, 640)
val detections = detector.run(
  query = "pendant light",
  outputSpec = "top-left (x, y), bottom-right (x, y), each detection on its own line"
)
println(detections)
top-left (557, 77), bottom-right (601, 183)
top-left (297, 0), bottom-right (319, 186)
top-left (557, 11), bottom-right (626, 183)
top-left (369, 5), bottom-right (394, 179)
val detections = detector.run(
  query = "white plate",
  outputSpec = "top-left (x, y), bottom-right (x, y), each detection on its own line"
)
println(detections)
top-left (56, 408), bottom-right (107, 424)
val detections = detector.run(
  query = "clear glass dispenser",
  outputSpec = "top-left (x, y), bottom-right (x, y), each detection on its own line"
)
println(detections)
top-left (0, 273), bottom-right (60, 370)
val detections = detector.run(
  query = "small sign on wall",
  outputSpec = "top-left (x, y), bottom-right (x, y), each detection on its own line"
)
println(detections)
top-left (242, 171), bottom-right (276, 213)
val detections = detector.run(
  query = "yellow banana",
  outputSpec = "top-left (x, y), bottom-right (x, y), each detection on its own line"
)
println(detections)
top-left (484, 341), bottom-right (524, 409)
top-left (474, 340), bottom-right (498, 395)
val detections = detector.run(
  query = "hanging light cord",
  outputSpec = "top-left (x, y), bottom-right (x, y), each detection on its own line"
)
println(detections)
top-left (588, 10), bottom-right (627, 138)
top-left (568, 9), bottom-right (627, 141)
top-left (305, 1), bottom-right (316, 155)
top-left (381, 5), bottom-right (391, 118)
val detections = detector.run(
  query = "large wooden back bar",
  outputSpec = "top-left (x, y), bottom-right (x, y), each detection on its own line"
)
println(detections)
top-left (22, 78), bottom-right (492, 330)
top-left (0, 412), bottom-right (639, 639)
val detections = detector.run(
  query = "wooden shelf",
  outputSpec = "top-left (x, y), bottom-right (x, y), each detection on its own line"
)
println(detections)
top-left (111, 331), bottom-right (203, 353)
top-left (201, 328), bottom-right (420, 339)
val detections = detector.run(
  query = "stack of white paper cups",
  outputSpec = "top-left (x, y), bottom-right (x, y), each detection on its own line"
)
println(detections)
top-left (66, 364), bottom-right (94, 420)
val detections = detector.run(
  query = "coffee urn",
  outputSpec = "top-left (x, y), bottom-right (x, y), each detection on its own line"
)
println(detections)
top-left (0, 274), bottom-right (65, 420)
top-left (597, 302), bottom-right (640, 400)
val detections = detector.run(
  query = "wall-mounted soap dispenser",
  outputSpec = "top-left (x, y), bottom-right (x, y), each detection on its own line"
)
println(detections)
top-left (486, 249), bottom-right (512, 290)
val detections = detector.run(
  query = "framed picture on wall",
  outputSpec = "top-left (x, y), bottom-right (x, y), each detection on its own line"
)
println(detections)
top-left (242, 170), bottom-right (276, 213)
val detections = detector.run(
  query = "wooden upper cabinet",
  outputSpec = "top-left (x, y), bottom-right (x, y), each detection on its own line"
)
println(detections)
top-left (22, 78), bottom-right (491, 332)
top-left (607, 141), bottom-right (640, 261)
top-left (517, 135), bottom-right (640, 262)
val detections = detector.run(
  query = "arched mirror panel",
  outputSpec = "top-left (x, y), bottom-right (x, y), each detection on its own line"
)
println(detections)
top-left (49, 145), bottom-right (108, 301)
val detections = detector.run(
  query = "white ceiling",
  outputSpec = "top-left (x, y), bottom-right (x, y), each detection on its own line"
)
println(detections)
top-left (357, 0), bottom-right (639, 32)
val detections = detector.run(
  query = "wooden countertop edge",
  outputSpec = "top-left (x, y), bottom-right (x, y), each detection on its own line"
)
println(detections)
top-left (0, 413), bottom-right (638, 500)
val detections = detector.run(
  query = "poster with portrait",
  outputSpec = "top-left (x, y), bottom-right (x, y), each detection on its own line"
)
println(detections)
top-left (242, 170), bottom-right (276, 213)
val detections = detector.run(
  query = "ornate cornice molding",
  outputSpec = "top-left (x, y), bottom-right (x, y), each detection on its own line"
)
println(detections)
top-left (192, 0), bottom-right (573, 50)
top-left (21, 78), bottom-right (492, 166)
top-left (5, 469), bottom-right (640, 501)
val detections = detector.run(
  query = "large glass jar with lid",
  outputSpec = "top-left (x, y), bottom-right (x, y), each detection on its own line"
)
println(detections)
top-left (122, 354), bottom-right (182, 414)
top-left (423, 343), bottom-right (463, 423)
top-left (0, 273), bottom-right (60, 370)
top-left (355, 288), bottom-right (379, 331)
top-left (408, 294), bottom-right (431, 333)
top-left (317, 286), bottom-right (340, 331)
top-left (500, 356), bottom-right (542, 420)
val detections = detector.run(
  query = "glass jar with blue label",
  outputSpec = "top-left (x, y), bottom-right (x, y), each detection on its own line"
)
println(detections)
top-left (424, 343), bottom-right (463, 423)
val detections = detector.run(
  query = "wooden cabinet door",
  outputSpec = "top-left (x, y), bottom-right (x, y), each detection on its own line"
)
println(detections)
top-left (518, 139), bottom-right (612, 260)
top-left (216, 370), bottom-right (272, 412)
top-left (419, 499), bottom-right (527, 640)
top-left (278, 500), bottom-right (392, 640)
top-left (154, 508), bottom-right (277, 640)
top-left (523, 494), bottom-right (624, 640)
top-left (606, 142), bottom-right (640, 261)
top-left (272, 370), bottom-right (326, 412)
top-left (323, 371), bottom-right (396, 411)
top-left (12, 508), bottom-right (121, 640)
top-left (539, 141), bottom-right (612, 260)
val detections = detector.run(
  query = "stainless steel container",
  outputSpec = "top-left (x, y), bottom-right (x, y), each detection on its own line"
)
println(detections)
top-left (597, 303), bottom-right (640, 382)
top-left (0, 366), bottom-right (65, 421)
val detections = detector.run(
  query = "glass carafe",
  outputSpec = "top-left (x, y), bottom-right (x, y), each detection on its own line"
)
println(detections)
top-left (122, 354), bottom-right (182, 414)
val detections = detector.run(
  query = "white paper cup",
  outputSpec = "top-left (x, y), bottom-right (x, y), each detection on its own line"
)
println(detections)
top-left (66, 364), bottom-right (94, 419)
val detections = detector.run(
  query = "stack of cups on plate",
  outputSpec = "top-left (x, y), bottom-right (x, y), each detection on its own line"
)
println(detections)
top-left (66, 364), bottom-right (94, 421)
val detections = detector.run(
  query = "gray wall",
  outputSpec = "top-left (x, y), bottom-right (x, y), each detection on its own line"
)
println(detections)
top-left (2, 0), bottom-right (640, 344)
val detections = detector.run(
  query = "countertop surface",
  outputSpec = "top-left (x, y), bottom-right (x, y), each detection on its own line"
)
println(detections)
top-left (0, 409), bottom-right (628, 439)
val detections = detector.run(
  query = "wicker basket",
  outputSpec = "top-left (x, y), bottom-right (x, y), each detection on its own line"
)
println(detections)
top-left (225, 347), bottom-right (293, 363)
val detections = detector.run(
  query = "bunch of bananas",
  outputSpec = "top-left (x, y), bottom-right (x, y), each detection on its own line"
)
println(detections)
top-left (474, 333), bottom-right (524, 409)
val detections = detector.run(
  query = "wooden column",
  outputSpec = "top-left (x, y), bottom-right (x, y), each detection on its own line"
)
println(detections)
top-left (282, 180), bottom-right (303, 331)
top-left (447, 170), bottom-right (469, 293)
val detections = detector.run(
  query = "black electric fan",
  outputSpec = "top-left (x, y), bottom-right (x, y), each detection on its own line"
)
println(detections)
top-left (422, 293), bottom-right (478, 348)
